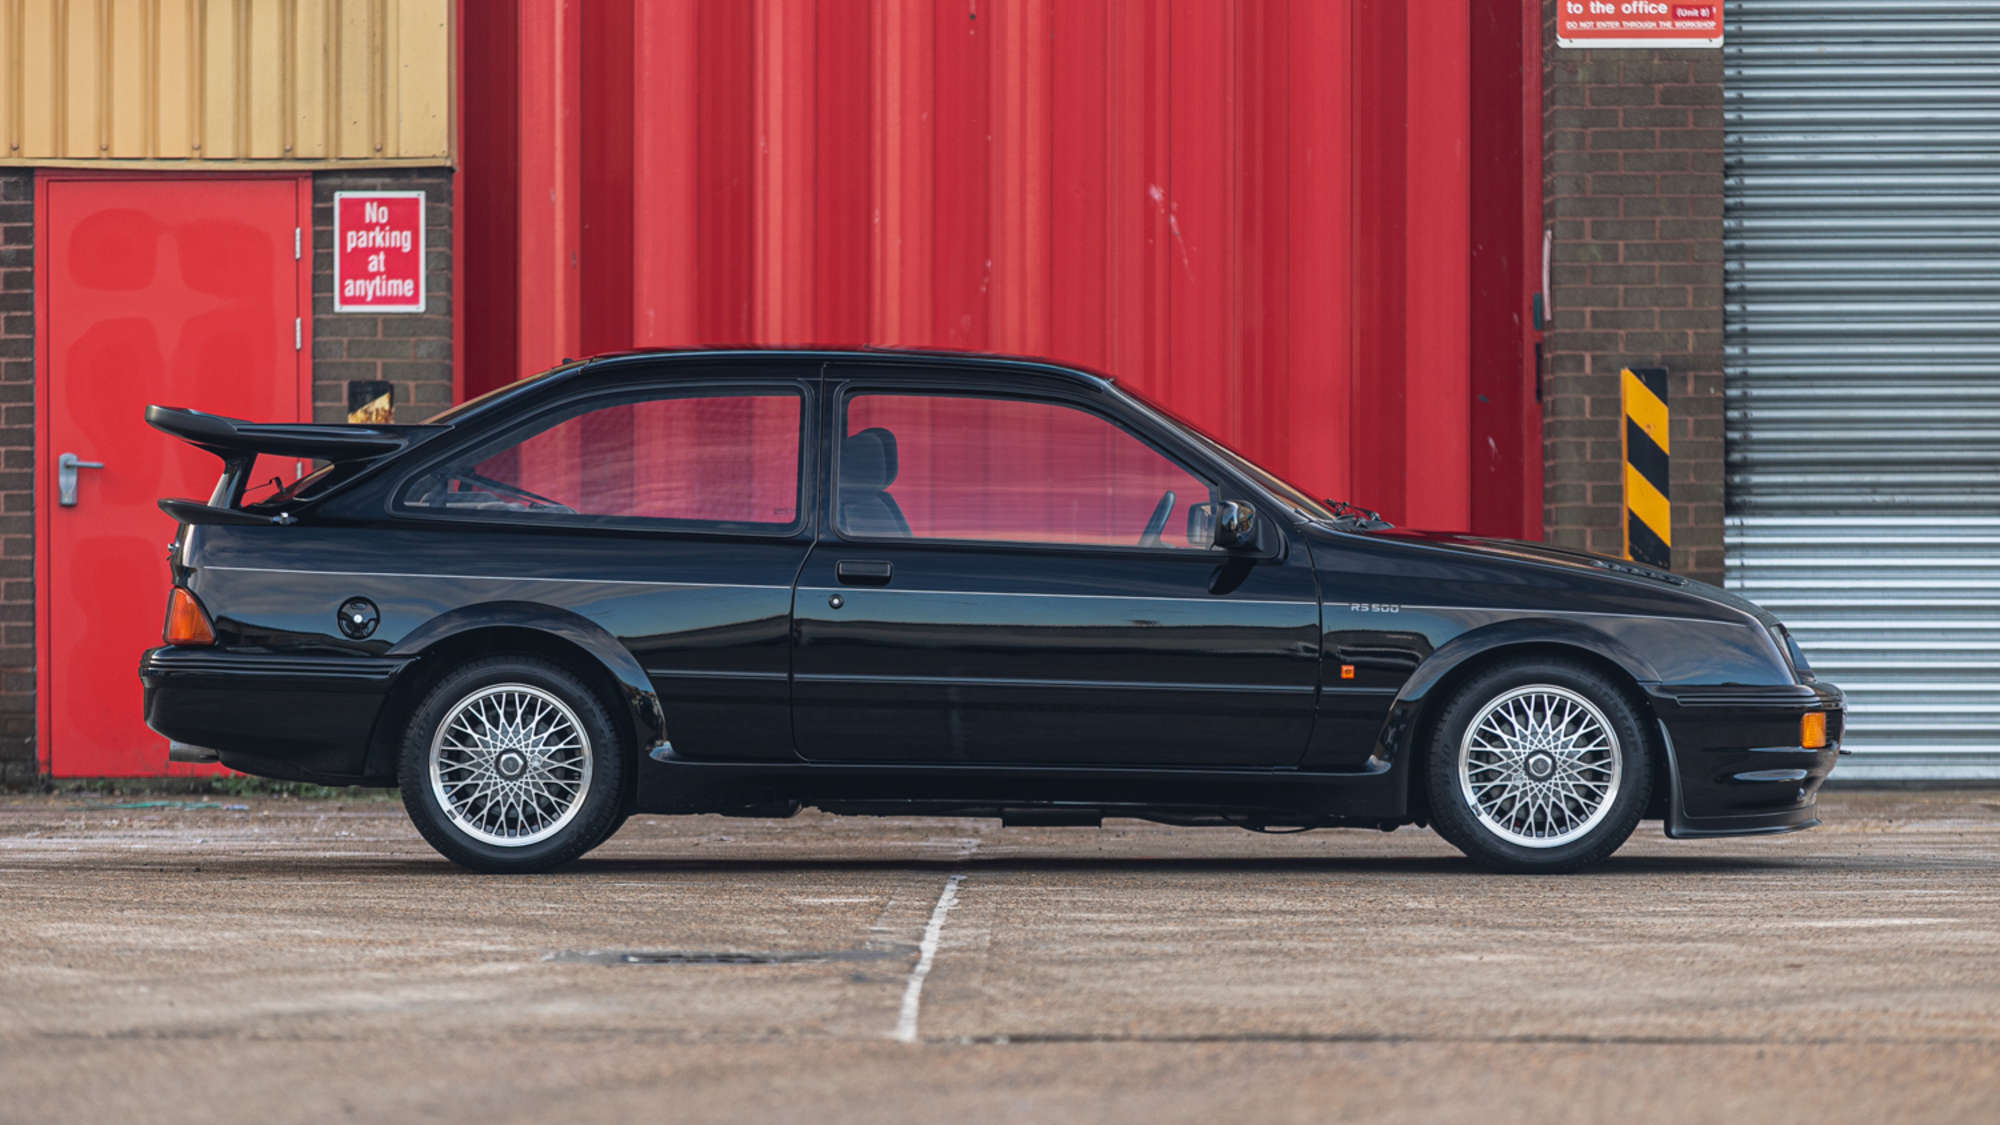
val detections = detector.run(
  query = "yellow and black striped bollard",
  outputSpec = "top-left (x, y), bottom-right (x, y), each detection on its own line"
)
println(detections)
top-left (1620, 366), bottom-right (1671, 569)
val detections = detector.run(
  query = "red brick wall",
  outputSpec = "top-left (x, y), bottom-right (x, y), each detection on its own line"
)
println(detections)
top-left (1541, 0), bottom-right (1726, 583)
top-left (0, 172), bottom-right (31, 780)
top-left (311, 170), bottom-right (455, 423)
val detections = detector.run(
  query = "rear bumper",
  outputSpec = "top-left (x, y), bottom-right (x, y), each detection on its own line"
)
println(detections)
top-left (1648, 680), bottom-right (1845, 839)
top-left (139, 647), bottom-right (409, 785)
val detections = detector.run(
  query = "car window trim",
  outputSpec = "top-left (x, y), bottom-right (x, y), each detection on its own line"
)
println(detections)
top-left (825, 381), bottom-right (1263, 557)
top-left (385, 378), bottom-right (818, 538)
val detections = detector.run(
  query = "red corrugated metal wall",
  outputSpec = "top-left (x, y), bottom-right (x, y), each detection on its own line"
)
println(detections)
top-left (461, 0), bottom-right (1541, 536)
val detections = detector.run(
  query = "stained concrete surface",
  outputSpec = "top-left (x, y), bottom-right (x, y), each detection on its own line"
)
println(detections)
top-left (0, 790), bottom-right (1996, 1123)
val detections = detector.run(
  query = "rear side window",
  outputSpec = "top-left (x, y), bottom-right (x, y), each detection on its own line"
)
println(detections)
top-left (839, 392), bottom-right (1216, 549)
top-left (399, 391), bottom-right (803, 529)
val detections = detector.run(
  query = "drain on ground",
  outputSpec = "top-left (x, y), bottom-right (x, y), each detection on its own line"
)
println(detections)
top-left (547, 948), bottom-right (905, 966)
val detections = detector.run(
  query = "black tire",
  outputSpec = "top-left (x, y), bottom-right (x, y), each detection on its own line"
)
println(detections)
top-left (1424, 658), bottom-right (1653, 874)
top-left (584, 810), bottom-right (632, 856)
top-left (398, 656), bottom-right (627, 873)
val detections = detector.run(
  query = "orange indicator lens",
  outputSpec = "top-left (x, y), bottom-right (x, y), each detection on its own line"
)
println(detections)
top-left (1800, 712), bottom-right (1827, 750)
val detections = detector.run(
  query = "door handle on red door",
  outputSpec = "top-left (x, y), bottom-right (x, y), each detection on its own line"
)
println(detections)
top-left (57, 452), bottom-right (105, 507)
top-left (835, 560), bottom-right (893, 586)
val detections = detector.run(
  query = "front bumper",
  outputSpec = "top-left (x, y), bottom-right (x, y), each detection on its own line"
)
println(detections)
top-left (1647, 680), bottom-right (1845, 839)
top-left (140, 647), bottom-right (411, 785)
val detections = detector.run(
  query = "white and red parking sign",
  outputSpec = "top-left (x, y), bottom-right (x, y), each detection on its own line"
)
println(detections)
top-left (334, 191), bottom-right (426, 312)
top-left (1558, 2), bottom-right (1722, 48)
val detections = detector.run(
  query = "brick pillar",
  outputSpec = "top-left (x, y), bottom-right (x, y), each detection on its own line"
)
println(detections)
top-left (311, 170), bottom-right (455, 423)
top-left (0, 172), bottom-right (31, 781)
top-left (1540, 0), bottom-right (1725, 583)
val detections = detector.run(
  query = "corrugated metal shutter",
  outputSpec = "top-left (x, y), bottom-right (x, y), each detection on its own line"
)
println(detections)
top-left (1725, 0), bottom-right (2000, 779)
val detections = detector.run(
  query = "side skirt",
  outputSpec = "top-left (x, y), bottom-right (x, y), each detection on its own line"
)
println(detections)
top-left (634, 747), bottom-right (1411, 827)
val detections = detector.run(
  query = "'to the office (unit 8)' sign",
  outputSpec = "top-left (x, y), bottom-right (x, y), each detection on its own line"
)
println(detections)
top-left (1558, 2), bottom-right (1722, 48)
top-left (334, 191), bottom-right (425, 312)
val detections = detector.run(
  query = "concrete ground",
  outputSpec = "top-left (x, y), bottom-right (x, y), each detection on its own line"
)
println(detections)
top-left (0, 790), bottom-right (1996, 1124)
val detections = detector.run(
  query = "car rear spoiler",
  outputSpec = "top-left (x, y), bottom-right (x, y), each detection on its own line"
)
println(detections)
top-left (147, 404), bottom-right (449, 520)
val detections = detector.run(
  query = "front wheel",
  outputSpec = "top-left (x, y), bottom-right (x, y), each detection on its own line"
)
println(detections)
top-left (1425, 660), bottom-right (1653, 873)
top-left (398, 656), bottom-right (627, 873)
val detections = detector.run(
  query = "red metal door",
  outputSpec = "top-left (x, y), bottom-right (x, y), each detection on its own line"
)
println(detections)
top-left (37, 176), bottom-right (310, 777)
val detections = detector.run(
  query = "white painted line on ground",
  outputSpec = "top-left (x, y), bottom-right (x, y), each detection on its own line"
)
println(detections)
top-left (894, 872), bottom-right (965, 1044)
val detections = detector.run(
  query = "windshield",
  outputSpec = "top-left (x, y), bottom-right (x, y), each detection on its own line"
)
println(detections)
top-left (1109, 384), bottom-right (1339, 522)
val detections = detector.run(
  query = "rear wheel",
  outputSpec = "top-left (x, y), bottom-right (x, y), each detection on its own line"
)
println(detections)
top-left (398, 656), bottom-right (626, 873)
top-left (1425, 659), bottom-right (1652, 873)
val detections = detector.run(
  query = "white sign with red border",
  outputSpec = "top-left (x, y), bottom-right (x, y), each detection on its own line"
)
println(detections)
top-left (333, 190), bottom-right (426, 312)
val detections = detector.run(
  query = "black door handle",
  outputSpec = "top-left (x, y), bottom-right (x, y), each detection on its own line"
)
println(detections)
top-left (835, 559), bottom-right (893, 586)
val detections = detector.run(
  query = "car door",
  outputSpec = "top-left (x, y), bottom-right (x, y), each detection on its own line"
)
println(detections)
top-left (791, 367), bottom-right (1322, 768)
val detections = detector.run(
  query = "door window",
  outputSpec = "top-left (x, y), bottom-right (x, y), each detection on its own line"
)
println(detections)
top-left (400, 390), bottom-right (803, 529)
top-left (839, 393), bottom-right (1215, 549)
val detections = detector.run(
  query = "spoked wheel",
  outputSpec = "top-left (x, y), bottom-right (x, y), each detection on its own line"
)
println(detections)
top-left (1460, 685), bottom-right (1623, 848)
top-left (1427, 660), bottom-right (1651, 873)
top-left (399, 657), bottom-right (627, 873)
top-left (429, 684), bottom-right (593, 846)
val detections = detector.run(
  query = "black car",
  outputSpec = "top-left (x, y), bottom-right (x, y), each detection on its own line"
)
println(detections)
top-left (140, 349), bottom-right (1844, 874)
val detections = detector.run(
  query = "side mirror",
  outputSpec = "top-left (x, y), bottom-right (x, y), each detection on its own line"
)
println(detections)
top-left (1186, 500), bottom-right (1257, 549)
top-left (1214, 499), bottom-right (1257, 549)
top-left (1185, 502), bottom-right (1215, 547)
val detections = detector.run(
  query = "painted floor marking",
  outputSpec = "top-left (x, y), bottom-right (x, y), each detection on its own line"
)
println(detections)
top-left (894, 872), bottom-right (966, 1044)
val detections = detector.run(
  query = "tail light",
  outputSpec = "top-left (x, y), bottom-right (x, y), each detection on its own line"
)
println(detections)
top-left (164, 587), bottom-right (215, 646)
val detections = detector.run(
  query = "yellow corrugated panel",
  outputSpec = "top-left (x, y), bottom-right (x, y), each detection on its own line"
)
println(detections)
top-left (200, 0), bottom-right (239, 158)
top-left (15, 2), bottom-right (56, 156)
top-left (290, 0), bottom-right (325, 157)
top-left (0, 3), bottom-right (14, 159)
top-left (62, 0), bottom-right (102, 157)
top-left (246, 0), bottom-right (285, 157)
top-left (154, 0), bottom-right (196, 156)
top-left (334, 0), bottom-right (372, 158)
top-left (106, 0), bottom-right (149, 158)
top-left (391, 0), bottom-right (447, 158)
top-left (0, 0), bottom-right (451, 166)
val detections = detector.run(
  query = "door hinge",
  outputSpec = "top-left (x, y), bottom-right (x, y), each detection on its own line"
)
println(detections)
top-left (294, 226), bottom-right (302, 260)
top-left (294, 317), bottom-right (302, 351)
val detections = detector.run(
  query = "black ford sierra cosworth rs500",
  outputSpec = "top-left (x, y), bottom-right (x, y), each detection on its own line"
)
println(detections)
top-left (140, 349), bottom-right (1844, 874)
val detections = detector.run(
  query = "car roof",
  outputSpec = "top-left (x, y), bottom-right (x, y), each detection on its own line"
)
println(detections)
top-left (429, 348), bottom-right (1121, 430)
top-left (580, 346), bottom-right (1115, 387)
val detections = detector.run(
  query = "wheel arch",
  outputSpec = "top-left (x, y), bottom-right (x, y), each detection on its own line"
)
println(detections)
top-left (362, 603), bottom-right (666, 785)
top-left (1380, 622), bottom-right (1666, 825)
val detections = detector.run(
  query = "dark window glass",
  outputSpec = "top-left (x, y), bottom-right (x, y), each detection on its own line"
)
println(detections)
top-left (402, 392), bottom-right (801, 527)
top-left (840, 393), bottom-right (1215, 549)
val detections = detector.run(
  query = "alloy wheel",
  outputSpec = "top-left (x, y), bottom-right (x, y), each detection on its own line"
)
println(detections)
top-left (428, 683), bottom-right (594, 847)
top-left (1456, 683), bottom-right (1623, 849)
